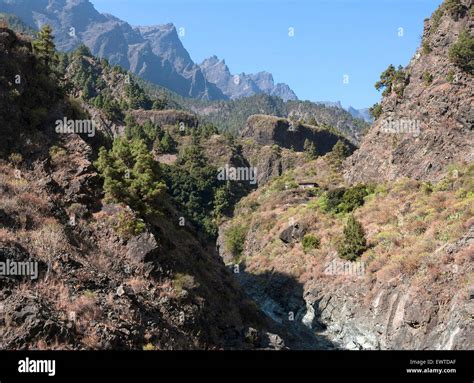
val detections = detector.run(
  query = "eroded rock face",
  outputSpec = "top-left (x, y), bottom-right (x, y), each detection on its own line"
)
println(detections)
top-left (302, 227), bottom-right (474, 350)
top-left (242, 115), bottom-right (356, 154)
top-left (345, 1), bottom-right (474, 183)
top-left (130, 109), bottom-right (199, 129)
top-left (279, 223), bottom-right (306, 244)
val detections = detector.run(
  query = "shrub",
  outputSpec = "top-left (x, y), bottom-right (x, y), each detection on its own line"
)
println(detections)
top-left (49, 145), bottom-right (67, 161)
top-left (340, 184), bottom-right (372, 213)
top-left (445, 0), bottom-right (465, 19)
top-left (420, 182), bottom-right (433, 194)
top-left (113, 210), bottom-right (146, 239)
top-left (423, 71), bottom-right (433, 85)
top-left (322, 185), bottom-right (372, 214)
top-left (172, 273), bottom-right (197, 293)
top-left (225, 223), bottom-right (248, 260)
top-left (338, 215), bottom-right (368, 261)
top-left (8, 153), bottom-right (23, 167)
top-left (302, 234), bottom-right (320, 253)
top-left (325, 188), bottom-right (346, 212)
top-left (369, 103), bottom-right (383, 120)
top-left (449, 29), bottom-right (474, 73)
top-left (422, 40), bottom-right (432, 55)
top-left (446, 69), bottom-right (456, 83)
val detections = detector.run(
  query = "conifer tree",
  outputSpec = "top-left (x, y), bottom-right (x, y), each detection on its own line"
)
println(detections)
top-left (33, 25), bottom-right (57, 68)
top-left (338, 215), bottom-right (368, 261)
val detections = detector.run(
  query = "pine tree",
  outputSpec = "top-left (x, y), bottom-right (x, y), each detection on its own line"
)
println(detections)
top-left (449, 29), bottom-right (474, 73)
top-left (329, 139), bottom-right (350, 169)
top-left (214, 183), bottom-right (232, 218)
top-left (95, 139), bottom-right (166, 213)
top-left (304, 138), bottom-right (318, 159)
top-left (33, 25), bottom-right (57, 68)
top-left (338, 215), bottom-right (368, 261)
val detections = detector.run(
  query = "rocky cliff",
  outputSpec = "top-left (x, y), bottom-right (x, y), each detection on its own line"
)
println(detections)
top-left (218, 157), bottom-right (473, 350)
top-left (345, 0), bottom-right (474, 183)
top-left (200, 56), bottom-right (298, 101)
top-left (241, 115), bottom-right (355, 153)
top-left (0, 28), bottom-right (301, 350)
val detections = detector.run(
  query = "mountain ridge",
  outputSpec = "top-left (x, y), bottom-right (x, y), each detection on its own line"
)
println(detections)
top-left (0, 0), bottom-right (298, 102)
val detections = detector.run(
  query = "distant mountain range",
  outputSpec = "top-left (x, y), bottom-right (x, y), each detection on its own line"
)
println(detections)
top-left (0, 0), bottom-right (372, 119)
top-left (315, 101), bottom-right (372, 123)
top-left (0, 0), bottom-right (299, 102)
top-left (199, 55), bottom-right (297, 101)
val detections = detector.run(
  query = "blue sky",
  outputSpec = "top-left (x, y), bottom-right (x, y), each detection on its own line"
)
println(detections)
top-left (92, 0), bottom-right (443, 109)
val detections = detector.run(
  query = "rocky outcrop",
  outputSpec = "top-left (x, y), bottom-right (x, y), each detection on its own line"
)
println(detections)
top-left (199, 56), bottom-right (298, 101)
top-left (130, 109), bottom-right (199, 129)
top-left (304, 227), bottom-right (473, 350)
top-left (0, 30), bottom-right (293, 350)
top-left (279, 223), bottom-right (306, 244)
top-left (345, 0), bottom-right (474, 183)
top-left (241, 115), bottom-right (356, 154)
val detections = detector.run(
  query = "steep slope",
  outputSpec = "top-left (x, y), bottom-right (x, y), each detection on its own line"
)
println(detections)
top-left (0, 0), bottom-right (299, 103)
top-left (0, 0), bottom-right (226, 100)
top-left (218, 154), bottom-right (473, 349)
top-left (0, 28), bottom-right (302, 350)
top-left (345, 0), bottom-right (474, 183)
top-left (232, 114), bottom-right (356, 186)
top-left (200, 55), bottom-right (298, 101)
top-left (162, 93), bottom-right (370, 142)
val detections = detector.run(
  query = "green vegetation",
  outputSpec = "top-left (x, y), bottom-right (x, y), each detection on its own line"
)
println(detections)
top-left (172, 273), bottom-right (197, 293)
top-left (446, 69), bottom-right (456, 83)
top-left (125, 82), bottom-right (153, 110)
top-left (375, 64), bottom-right (409, 97)
top-left (444, 0), bottom-right (465, 19)
top-left (32, 25), bottom-right (57, 69)
top-left (302, 234), bottom-right (320, 253)
top-left (320, 184), bottom-right (373, 214)
top-left (338, 215), bottom-right (368, 261)
top-left (369, 103), bottom-right (383, 120)
top-left (8, 152), bottom-right (23, 167)
top-left (422, 40), bottom-right (432, 55)
top-left (123, 116), bottom-right (179, 154)
top-left (214, 184), bottom-right (233, 219)
top-left (224, 223), bottom-right (248, 261)
top-left (303, 138), bottom-right (318, 160)
top-left (113, 210), bottom-right (146, 239)
top-left (423, 71), bottom-right (434, 85)
top-left (164, 144), bottom-right (220, 237)
top-left (95, 138), bottom-right (166, 214)
top-left (326, 139), bottom-right (351, 171)
top-left (448, 29), bottom-right (474, 74)
top-left (49, 145), bottom-right (67, 162)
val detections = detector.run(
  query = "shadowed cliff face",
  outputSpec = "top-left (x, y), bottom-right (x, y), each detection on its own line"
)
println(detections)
top-left (241, 115), bottom-right (356, 154)
top-left (345, 0), bottom-right (474, 184)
